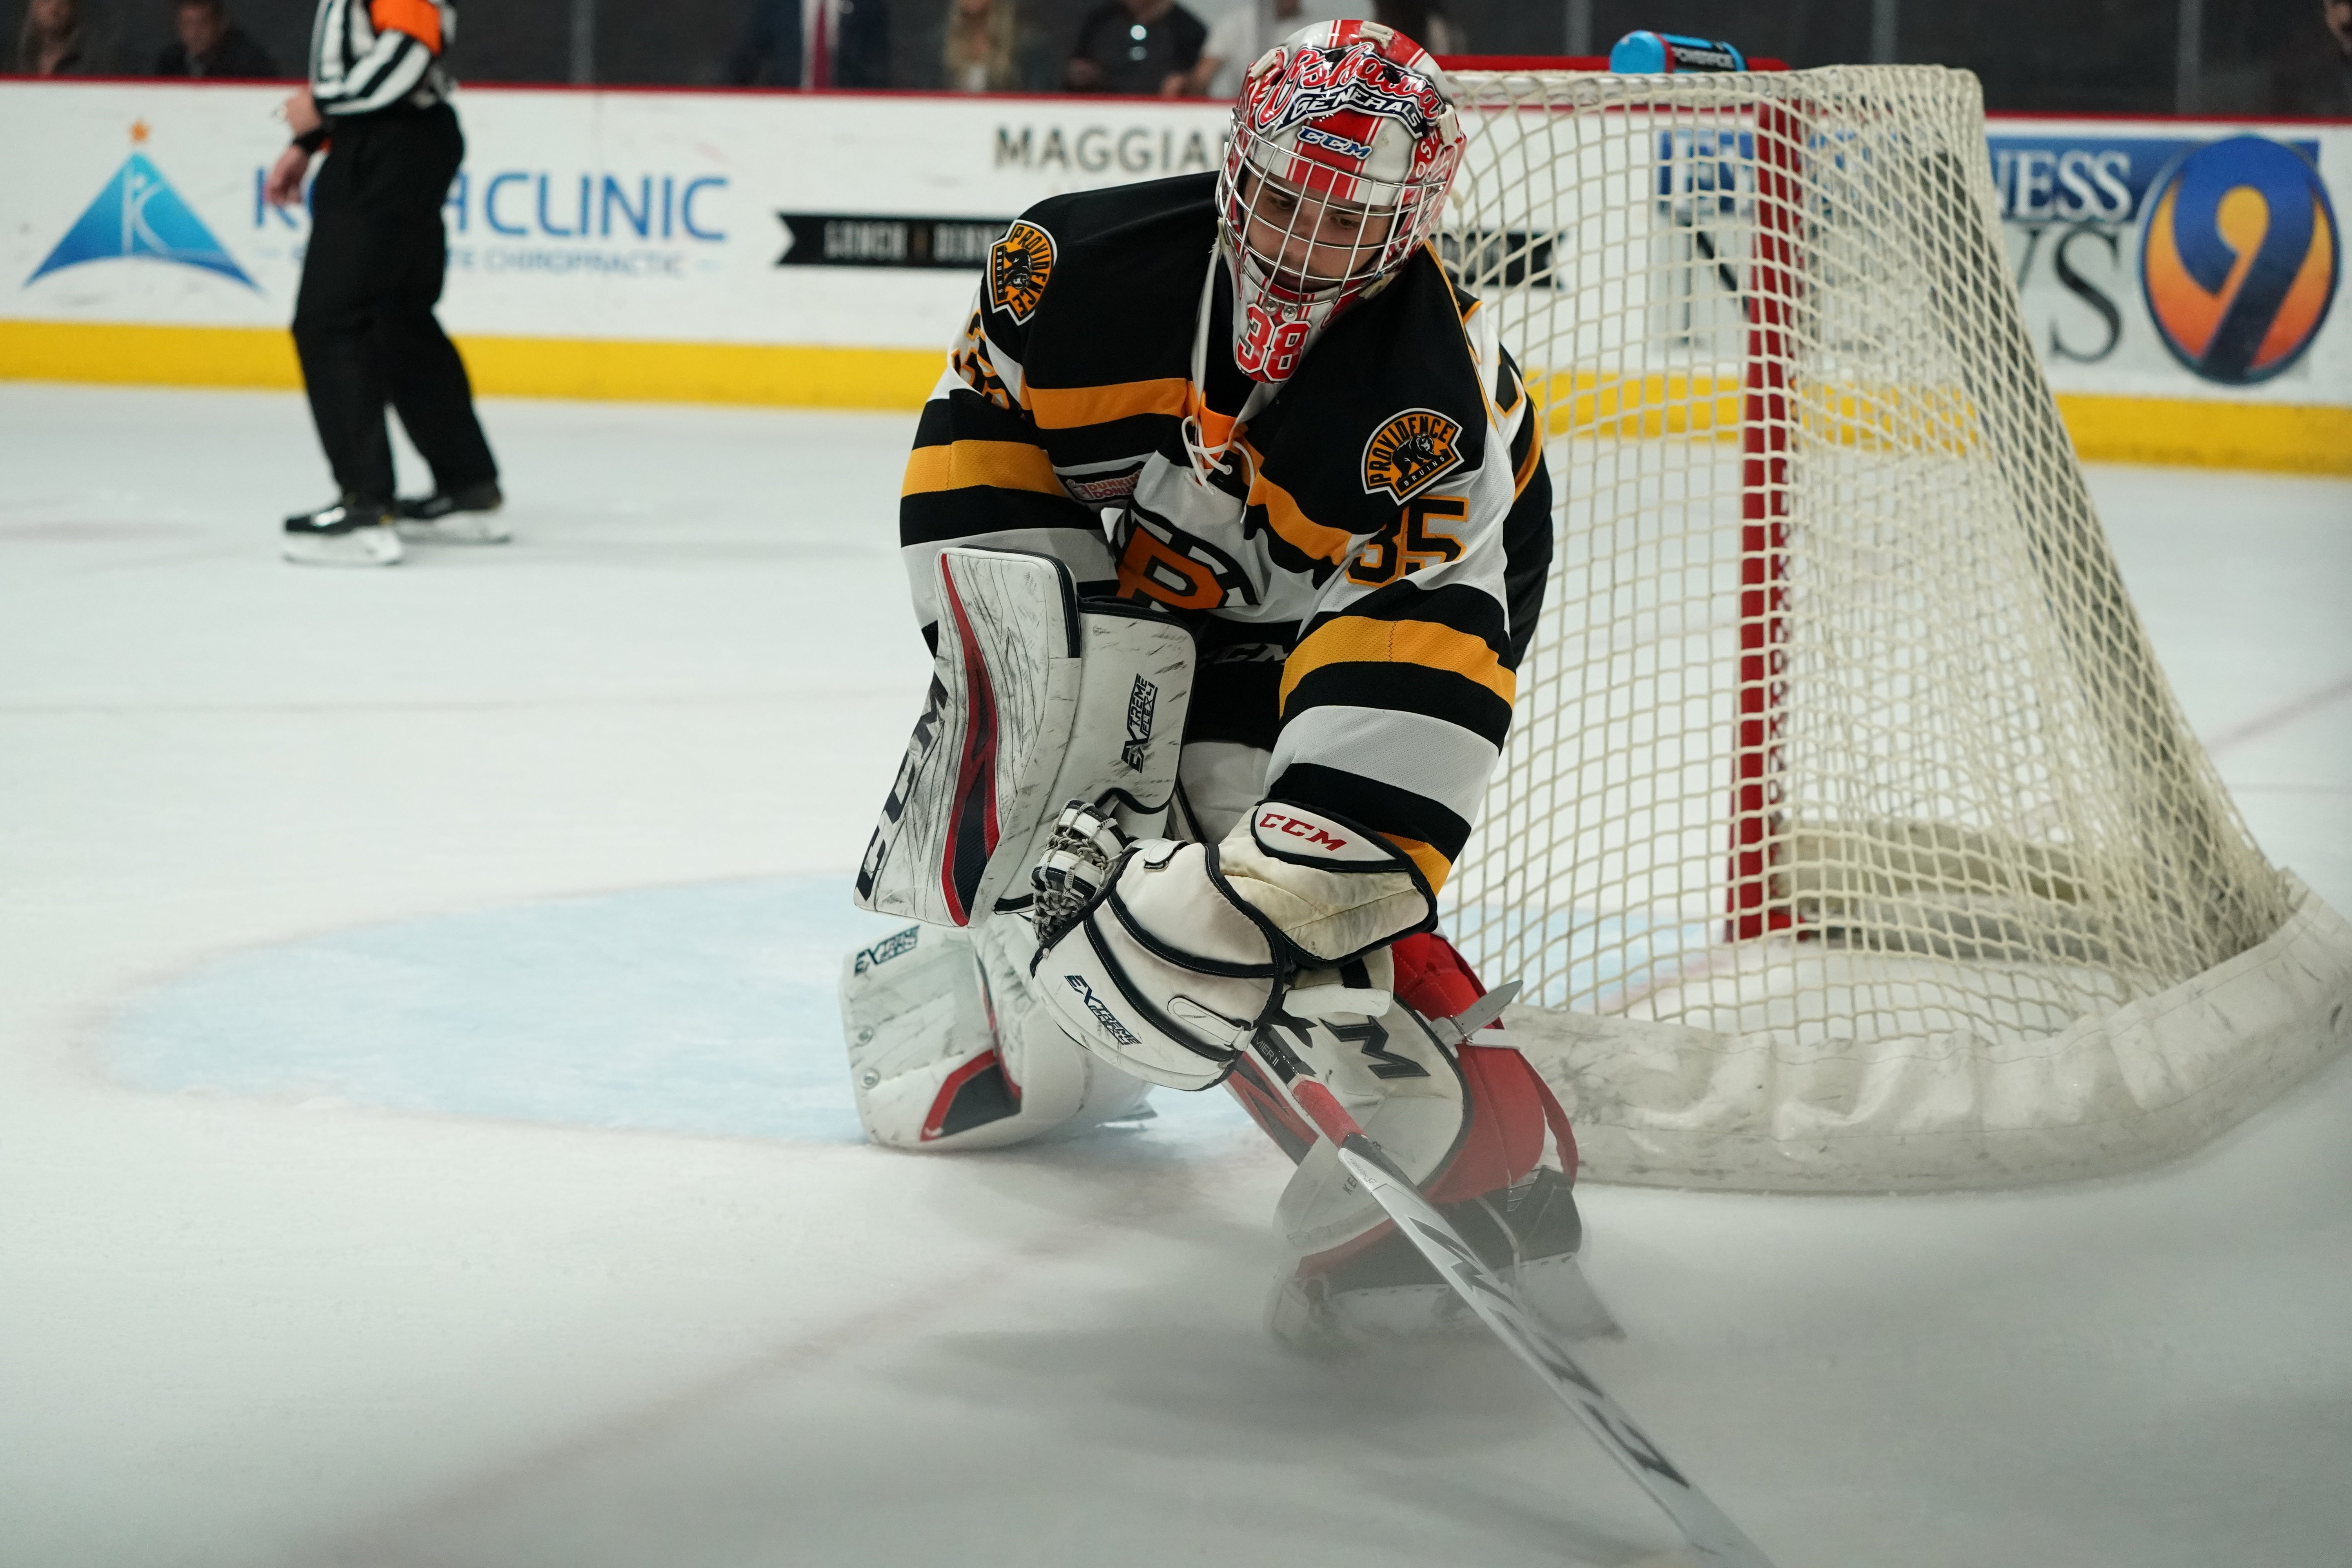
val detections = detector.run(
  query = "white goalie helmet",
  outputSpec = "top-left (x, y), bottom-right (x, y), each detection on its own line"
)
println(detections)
top-left (1216, 20), bottom-right (1465, 384)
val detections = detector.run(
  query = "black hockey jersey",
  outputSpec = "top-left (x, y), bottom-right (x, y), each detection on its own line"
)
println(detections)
top-left (900, 172), bottom-right (1552, 893)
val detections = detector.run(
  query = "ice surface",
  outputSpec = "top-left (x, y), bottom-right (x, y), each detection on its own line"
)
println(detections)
top-left (1, 385), bottom-right (2347, 1568)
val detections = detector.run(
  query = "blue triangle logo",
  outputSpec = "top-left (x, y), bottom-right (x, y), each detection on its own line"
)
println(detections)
top-left (27, 151), bottom-right (258, 290)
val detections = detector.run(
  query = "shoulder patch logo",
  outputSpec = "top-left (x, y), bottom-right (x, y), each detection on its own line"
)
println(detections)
top-left (1361, 409), bottom-right (1465, 502)
top-left (988, 221), bottom-right (1055, 325)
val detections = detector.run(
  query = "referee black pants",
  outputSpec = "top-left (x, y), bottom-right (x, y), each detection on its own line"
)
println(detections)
top-left (293, 103), bottom-right (497, 504)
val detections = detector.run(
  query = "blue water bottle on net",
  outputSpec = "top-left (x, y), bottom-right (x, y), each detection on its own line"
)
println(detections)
top-left (1608, 30), bottom-right (1747, 73)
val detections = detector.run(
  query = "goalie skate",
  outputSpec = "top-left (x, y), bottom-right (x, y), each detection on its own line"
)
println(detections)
top-left (1238, 933), bottom-right (1605, 1351)
top-left (1265, 1166), bottom-right (1618, 1350)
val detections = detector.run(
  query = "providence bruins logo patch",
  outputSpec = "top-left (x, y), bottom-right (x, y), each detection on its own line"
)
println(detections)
top-left (988, 221), bottom-right (1055, 324)
top-left (1362, 409), bottom-right (1465, 502)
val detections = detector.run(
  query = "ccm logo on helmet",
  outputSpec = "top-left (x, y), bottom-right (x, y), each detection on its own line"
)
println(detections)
top-left (1297, 125), bottom-right (1375, 160)
top-left (1259, 811), bottom-right (1351, 851)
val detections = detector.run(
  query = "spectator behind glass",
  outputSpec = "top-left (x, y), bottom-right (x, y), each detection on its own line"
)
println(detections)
top-left (928, 0), bottom-right (1051, 91)
top-left (722, 0), bottom-right (892, 87)
top-left (1183, 0), bottom-right (1366, 99)
top-left (15, 0), bottom-right (89, 73)
top-left (1065, 0), bottom-right (1206, 96)
top-left (154, 0), bottom-right (280, 77)
top-left (1372, 0), bottom-right (1459, 54)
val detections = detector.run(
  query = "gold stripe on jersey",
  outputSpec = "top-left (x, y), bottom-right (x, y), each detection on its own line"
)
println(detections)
top-left (1189, 391), bottom-right (1241, 465)
top-left (902, 438), bottom-right (1065, 499)
top-left (1430, 249), bottom-right (1516, 438)
top-left (1278, 616), bottom-right (1517, 712)
top-left (1247, 461), bottom-right (1356, 570)
top-left (1025, 377), bottom-right (1191, 430)
top-left (1377, 832), bottom-right (1451, 892)
top-left (1512, 414), bottom-right (1544, 499)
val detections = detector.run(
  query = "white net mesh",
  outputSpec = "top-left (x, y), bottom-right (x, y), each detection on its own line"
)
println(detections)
top-left (1435, 65), bottom-right (2350, 1189)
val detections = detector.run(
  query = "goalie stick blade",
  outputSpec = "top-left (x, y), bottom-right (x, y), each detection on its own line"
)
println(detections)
top-left (1442, 978), bottom-right (1521, 1044)
top-left (1332, 1141), bottom-right (1778, 1568)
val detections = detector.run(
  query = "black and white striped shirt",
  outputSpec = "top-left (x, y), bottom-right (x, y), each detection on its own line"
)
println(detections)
top-left (309, 0), bottom-right (455, 117)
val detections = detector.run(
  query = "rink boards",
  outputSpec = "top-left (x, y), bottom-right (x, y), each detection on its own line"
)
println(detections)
top-left (0, 78), bottom-right (2344, 469)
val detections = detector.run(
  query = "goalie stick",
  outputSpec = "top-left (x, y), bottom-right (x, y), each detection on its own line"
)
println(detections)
top-left (1254, 1018), bottom-right (1780, 1568)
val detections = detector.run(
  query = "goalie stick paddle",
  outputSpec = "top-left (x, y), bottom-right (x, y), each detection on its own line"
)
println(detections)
top-left (1276, 1071), bottom-right (1777, 1568)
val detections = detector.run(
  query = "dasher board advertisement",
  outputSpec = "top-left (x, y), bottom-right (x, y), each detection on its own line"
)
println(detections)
top-left (1989, 116), bottom-right (2344, 405)
top-left (2, 80), bottom-right (2343, 441)
top-left (0, 81), bottom-right (1232, 349)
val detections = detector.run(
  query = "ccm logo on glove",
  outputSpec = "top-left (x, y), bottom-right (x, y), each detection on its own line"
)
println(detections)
top-left (1258, 812), bottom-right (1350, 851)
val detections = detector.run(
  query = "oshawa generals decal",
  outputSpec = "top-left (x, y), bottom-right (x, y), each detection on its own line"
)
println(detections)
top-left (989, 221), bottom-right (1055, 324)
top-left (1362, 408), bottom-right (1465, 502)
top-left (1250, 45), bottom-right (1447, 142)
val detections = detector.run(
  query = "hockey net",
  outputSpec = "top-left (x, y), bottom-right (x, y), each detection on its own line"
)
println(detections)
top-left (1435, 64), bottom-right (2352, 1191)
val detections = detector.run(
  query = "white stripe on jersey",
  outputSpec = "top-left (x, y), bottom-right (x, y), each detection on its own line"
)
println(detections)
top-left (1176, 740), bottom-right (1270, 843)
top-left (1266, 704), bottom-right (1501, 828)
top-left (310, 0), bottom-right (454, 116)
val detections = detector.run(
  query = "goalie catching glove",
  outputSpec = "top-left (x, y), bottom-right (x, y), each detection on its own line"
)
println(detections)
top-left (1029, 797), bottom-right (1436, 1090)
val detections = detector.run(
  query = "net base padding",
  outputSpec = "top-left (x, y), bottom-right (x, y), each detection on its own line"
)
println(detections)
top-left (1508, 875), bottom-right (2352, 1192)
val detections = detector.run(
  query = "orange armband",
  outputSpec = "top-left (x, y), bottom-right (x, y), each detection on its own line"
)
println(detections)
top-left (369, 0), bottom-right (443, 53)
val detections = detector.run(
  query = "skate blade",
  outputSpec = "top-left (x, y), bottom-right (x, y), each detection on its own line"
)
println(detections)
top-left (1538, 1259), bottom-right (1626, 1341)
top-left (282, 531), bottom-right (403, 567)
top-left (395, 516), bottom-right (510, 544)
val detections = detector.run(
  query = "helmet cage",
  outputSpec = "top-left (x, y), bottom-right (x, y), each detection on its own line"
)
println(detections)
top-left (1216, 125), bottom-right (1450, 307)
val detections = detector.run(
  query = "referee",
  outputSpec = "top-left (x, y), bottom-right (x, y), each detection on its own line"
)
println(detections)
top-left (265, 0), bottom-right (502, 566)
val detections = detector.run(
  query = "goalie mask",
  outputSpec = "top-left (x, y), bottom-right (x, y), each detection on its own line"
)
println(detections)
top-left (1216, 21), bottom-right (1464, 385)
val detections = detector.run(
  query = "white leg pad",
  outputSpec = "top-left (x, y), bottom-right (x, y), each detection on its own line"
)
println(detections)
top-left (841, 916), bottom-right (1151, 1152)
top-left (856, 548), bottom-right (1195, 927)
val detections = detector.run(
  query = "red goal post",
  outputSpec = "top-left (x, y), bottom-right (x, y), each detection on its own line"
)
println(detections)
top-left (1438, 54), bottom-right (1797, 945)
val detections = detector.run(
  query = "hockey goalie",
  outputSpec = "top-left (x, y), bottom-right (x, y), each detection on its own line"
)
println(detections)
top-left (842, 22), bottom-right (1583, 1350)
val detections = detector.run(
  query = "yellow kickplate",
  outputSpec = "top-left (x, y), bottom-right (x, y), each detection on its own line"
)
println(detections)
top-left (0, 320), bottom-right (942, 412)
top-left (4, 319), bottom-right (2344, 468)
